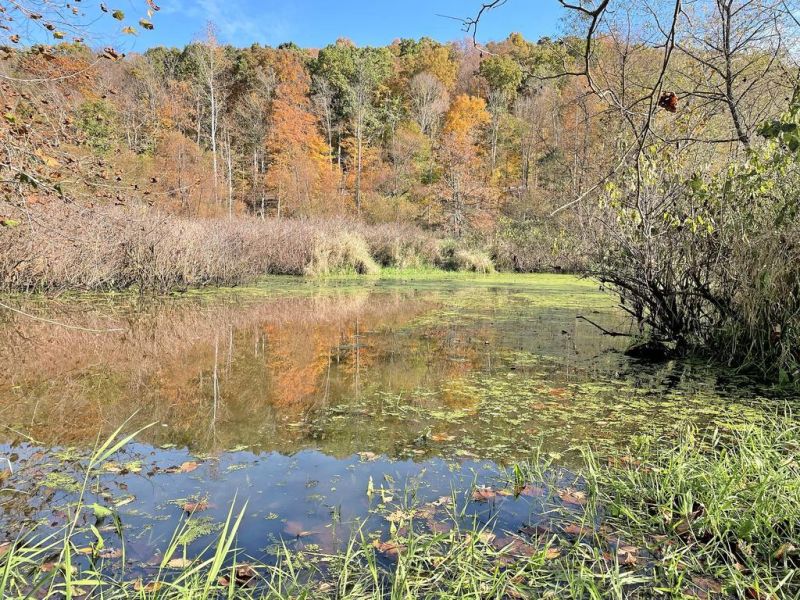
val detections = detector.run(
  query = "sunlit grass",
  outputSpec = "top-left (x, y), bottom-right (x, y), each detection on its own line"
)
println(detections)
top-left (3, 416), bottom-right (798, 598)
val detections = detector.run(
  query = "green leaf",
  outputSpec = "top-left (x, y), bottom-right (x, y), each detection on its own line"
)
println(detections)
top-left (89, 503), bottom-right (113, 519)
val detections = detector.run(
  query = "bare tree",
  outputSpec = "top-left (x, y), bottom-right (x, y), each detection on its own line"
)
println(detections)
top-left (191, 24), bottom-right (229, 205)
top-left (312, 76), bottom-right (337, 168)
top-left (409, 72), bottom-right (449, 136)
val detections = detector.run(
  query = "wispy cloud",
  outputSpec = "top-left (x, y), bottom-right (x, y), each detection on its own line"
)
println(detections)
top-left (162, 0), bottom-right (293, 45)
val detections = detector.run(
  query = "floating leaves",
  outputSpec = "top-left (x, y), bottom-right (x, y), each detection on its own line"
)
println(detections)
top-left (558, 489), bottom-right (587, 506)
top-left (471, 486), bottom-right (496, 502)
top-left (182, 499), bottom-right (208, 513)
top-left (133, 580), bottom-right (162, 593)
top-left (372, 539), bottom-right (404, 557)
top-left (166, 557), bottom-right (192, 569)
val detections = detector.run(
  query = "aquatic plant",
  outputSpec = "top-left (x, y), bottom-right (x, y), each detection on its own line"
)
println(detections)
top-left (2, 415), bottom-right (798, 598)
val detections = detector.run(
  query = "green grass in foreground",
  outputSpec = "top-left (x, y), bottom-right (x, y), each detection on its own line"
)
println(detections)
top-left (2, 416), bottom-right (798, 599)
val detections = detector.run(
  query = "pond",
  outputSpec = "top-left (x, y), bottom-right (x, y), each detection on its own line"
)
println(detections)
top-left (0, 274), bottom-right (778, 582)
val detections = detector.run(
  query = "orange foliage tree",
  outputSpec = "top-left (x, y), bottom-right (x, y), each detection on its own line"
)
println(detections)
top-left (265, 50), bottom-right (339, 217)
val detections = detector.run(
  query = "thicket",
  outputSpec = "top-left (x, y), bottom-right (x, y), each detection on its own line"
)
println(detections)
top-left (0, 206), bottom-right (518, 292)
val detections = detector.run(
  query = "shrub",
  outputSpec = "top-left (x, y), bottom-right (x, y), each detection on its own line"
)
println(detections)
top-left (436, 239), bottom-right (495, 273)
top-left (305, 231), bottom-right (380, 276)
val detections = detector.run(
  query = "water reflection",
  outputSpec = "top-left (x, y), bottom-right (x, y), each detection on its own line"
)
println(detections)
top-left (0, 275), bottom-right (783, 570)
top-left (0, 276), bottom-right (770, 459)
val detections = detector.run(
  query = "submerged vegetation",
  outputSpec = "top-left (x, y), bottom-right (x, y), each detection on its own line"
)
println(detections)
top-left (3, 416), bottom-right (798, 599)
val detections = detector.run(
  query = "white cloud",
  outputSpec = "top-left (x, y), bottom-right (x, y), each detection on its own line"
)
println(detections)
top-left (163, 0), bottom-right (293, 45)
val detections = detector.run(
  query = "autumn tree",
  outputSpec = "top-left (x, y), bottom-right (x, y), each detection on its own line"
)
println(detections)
top-left (437, 95), bottom-right (493, 236)
top-left (266, 49), bottom-right (336, 217)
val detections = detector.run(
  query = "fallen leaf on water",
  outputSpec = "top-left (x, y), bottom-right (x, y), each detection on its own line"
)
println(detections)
top-left (40, 561), bottom-right (69, 573)
top-left (284, 521), bottom-right (315, 537)
top-left (167, 558), bottom-right (192, 569)
top-left (113, 495), bottom-right (135, 507)
top-left (472, 487), bottom-right (496, 502)
top-left (386, 509), bottom-right (413, 523)
top-left (183, 500), bottom-right (208, 513)
top-left (372, 539), bottom-right (403, 556)
top-left (234, 564), bottom-right (258, 586)
top-left (98, 548), bottom-right (122, 560)
top-left (358, 452), bottom-right (378, 462)
top-left (427, 519), bottom-right (452, 534)
top-left (133, 580), bottom-right (162, 593)
top-left (478, 531), bottom-right (496, 544)
top-left (558, 489), bottom-right (587, 506)
top-left (520, 485), bottom-right (546, 497)
top-left (501, 538), bottom-right (537, 558)
top-left (520, 522), bottom-right (554, 537)
top-left (178, 461), bottom-right (199, 473)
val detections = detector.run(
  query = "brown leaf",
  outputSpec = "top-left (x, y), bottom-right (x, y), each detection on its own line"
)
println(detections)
top-left (520, 485), bottom-right (546, 497)
top-left (658, 92), bottom-right (679, 113)
top-left (544, 546), bottom-right (561, 560)
top-left (558, 489), bottom-right (587, 506)
top-left (182, 500), bottom-right (208, 513)
top-left (178, 461), bottom-right (199, 473)
top-left (284, 520), bottom-right (315, 537)
top-left (234, 564), bottom-right (258, 586)
top-left (472, 486), bottom-right (496, 502)
top-left (372, 539), bottom-right (403, 556)
top-left (98, 548), bottom-right (123, 560)
top-left (689, 576), bottom-right (723, 598)
top-left (773, 542), bottom-right (796, 560)
top-left (133, 580), bottom-right (162, 593)
top-left (562, 523), bottom-right (592, 537)
top-left (617, 545), bottom-right (639, 565)
top-left (430, 433), bottom-right (456, 442)
top-left (167, 557), bottom-right (192, 569)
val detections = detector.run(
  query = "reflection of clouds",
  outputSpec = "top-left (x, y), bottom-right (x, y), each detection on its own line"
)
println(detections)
top-left (164, 0), bottom-right (292, 45)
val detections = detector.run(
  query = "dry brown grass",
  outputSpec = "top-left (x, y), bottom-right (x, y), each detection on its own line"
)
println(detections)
top-left (0, 205), bottom-right (445, 292)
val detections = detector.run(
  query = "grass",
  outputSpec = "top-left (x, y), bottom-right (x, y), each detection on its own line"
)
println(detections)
top-left (3, 417), bottom-right (798, 598)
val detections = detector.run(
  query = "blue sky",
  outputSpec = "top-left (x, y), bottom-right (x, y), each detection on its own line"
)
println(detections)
top-left (99, 0), bottom-right (566, 51)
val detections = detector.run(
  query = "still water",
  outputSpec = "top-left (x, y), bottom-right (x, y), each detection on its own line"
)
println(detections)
top-left (0, 275), bottom-right (776, 572)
